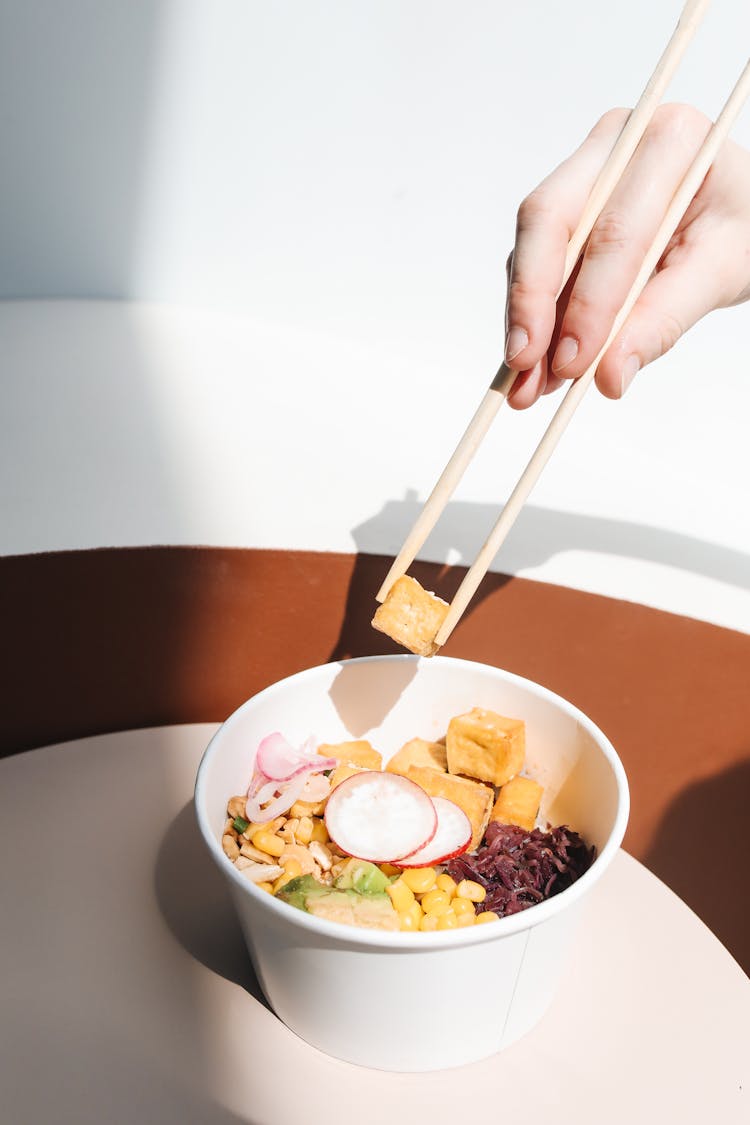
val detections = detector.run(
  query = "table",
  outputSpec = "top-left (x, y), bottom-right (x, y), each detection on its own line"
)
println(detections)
top-left (1, 724), bottom-right (746, 1124)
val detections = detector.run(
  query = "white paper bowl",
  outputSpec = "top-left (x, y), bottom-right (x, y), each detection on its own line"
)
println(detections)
top-left (194, 654), bottom-right (629, 1071)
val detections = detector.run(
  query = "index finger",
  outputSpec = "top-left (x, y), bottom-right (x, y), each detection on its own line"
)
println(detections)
top-left (505, 108), bottom-right (630, 373)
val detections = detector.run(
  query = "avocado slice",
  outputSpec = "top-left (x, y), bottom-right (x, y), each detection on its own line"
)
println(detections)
top-left (334, 859), bottom-right (391, 896)
top-left (307, 889), bottom-right (399, 930)
top-left (276, 870), bottom-right (399, 931)
top-left (274, 874), bottom-right (323, 912)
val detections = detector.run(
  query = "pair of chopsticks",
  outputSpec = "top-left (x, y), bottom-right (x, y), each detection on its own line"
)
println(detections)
top-left (377, 0), bottom-right (750, 648)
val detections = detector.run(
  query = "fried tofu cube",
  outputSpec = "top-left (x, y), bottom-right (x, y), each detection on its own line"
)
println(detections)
top-left (318, 740), bottom-right (383, 771)
top-left (407, 765), bottom-right (493, 851)
top-left (490, 775), bottom-right (543, 832)
top-left (329, 762), bottom-right (369, 789)
top-left (386, 737), bottom-right (448, 777)
top-left (289, 796), bottom-right (327, 818)
top-left (371, 575), bottom-right (449, 657)
top-left (446, 707), bottom-right (525, 787)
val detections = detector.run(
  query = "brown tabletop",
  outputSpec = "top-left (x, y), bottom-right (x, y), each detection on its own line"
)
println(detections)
top-left (1, 545), bottom-right (749, 972)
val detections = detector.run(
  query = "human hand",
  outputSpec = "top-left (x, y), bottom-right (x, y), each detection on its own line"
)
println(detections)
top-left (504, 103), bottom-right (750, 409)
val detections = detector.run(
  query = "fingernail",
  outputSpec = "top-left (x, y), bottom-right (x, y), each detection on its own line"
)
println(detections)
top-left (505, 326), bottom-right (529, 363)
top-left (552, 336), bottom-right (579, 373)
top-left (620, 354), bottom-right (640, 396)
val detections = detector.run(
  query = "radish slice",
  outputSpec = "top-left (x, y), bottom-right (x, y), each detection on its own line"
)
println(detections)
top-left (396, 797), bottom-right (472, 868)
top-left (256, 732), bottom-right (336, 781)
top-left (325, 771), bottom-right (437, 863)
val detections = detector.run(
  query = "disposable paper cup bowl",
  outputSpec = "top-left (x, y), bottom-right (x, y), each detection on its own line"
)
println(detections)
top-left (195, 655), bottom-right (629, 1071)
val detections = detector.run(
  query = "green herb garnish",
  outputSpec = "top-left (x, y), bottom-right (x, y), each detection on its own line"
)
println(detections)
top-left (232, 815), bottom-right (250, 833)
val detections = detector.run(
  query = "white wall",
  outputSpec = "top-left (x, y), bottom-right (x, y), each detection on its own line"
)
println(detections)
top-left (2, 1), bottom-right (749, 632)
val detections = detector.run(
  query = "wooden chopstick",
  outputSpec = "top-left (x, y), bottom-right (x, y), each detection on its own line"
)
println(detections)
top-left (376, 0), bottom-right (711, 605)
top-left (435, 56), bottom-right (750, 647)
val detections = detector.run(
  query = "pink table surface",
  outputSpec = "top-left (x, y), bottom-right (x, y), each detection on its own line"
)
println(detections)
top-left (0, 724), bottom-right (746, 1124)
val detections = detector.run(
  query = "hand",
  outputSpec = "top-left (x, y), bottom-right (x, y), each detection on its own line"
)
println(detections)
top-left (504, 103), bottom-right (750, 409)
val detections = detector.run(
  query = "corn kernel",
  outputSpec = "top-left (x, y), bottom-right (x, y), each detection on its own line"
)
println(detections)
top-left (295, 816), bottom-right (314, 845)
top-left (452, 897), bottom-right (476, 918)
top-left (387, 878), bottom-right (416, 914)
top-left (402, 867), bottom-right (437, 894)
top-left (280, 856), bottom-right (303, 878)
top-left (273, 872), bottom-right (295, 893)
top-left (310, 818), bottom-right (328, 844)
top-left (475, 910), bottom-right (499, 924)
top-left (404, 901), bottom-right (423, 927)
top-left (242, 820), bottom-right (270, 841)
top-left (456, 910), bottom-right (476, 927)
top-left (436, 873), bottom-right (457, 896)
top-left (379, 863), bottom-right (402, 877)
top-left (419, 913), bottom-right (439, 932)
top-left (421, 889), bottom-right (452, 917)
top-left (256, 882), bottom-right (274, 894)
top-left (437, 909), bottom-right (458, 930)
top-left (399, 903), bottom-right (423, 932)
top-left (456, 879), bottom-right (486, 903)
top-left (290, 798), bottom-right (326, 818)
top-left (253, 831), bottom-right (285, 858)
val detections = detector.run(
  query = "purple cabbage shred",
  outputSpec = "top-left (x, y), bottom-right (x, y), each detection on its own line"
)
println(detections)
top-left (445, 820), bottom-right (595, 918)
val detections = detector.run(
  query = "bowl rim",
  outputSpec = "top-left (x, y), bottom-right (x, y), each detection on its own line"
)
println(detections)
top-left (194, 654), bottom-right (630, 950)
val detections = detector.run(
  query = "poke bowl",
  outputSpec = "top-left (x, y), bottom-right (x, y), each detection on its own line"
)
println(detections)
top-left (194, 654), bottom-right (629, 1071)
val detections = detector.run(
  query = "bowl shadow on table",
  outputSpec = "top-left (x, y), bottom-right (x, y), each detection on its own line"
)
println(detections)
top-left (154, 801), bottom-right (272, 1013)
top-left (643, 758), bottom-right (750, 973)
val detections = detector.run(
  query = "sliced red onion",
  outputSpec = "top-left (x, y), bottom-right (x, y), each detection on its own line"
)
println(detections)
top-left (256, 731), bottom-right (336, 781)
top-left (255, 732), bottom-right (302, 779)
top-left (298, 772), bottom-right (332, 803)
top-left (244, 769), bottom-right (310, 823)
top-left (255, 729), bottom-right (337, 783)
top-left (242, 731), bottom-right (340, 824)
top-left (251, 777), bottom-right (280, 807)
top-left (247, 768), bottom-right (272, 799)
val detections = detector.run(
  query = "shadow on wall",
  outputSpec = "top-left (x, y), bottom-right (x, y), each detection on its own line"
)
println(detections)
top-left (0, 1), bottom-right (166, 297)
top-left (351, 489), bottom-right (750, 592)
top-left (643, 759), bottom-right (750, 972)
top-left (330, 489), bottom-right (750, 661)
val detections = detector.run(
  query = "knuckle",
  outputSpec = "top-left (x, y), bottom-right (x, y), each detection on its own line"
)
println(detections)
top-left (651, 102), bottom-right (710, 146)
top-left (657, 310), bottom-right (684, 355)
top-left (587, 210), bottom-right (632, 258)
top-left (517, 190), bottom-right (553, 229)
top-left (565, 286), bottom-right (619, 329)
top-left (593, 106), bottom-right (631, 136)
top-left (508, 276), bottom-right (543, 304)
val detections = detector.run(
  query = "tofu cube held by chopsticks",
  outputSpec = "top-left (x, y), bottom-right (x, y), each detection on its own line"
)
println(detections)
top-left (371, 575), bottom-right (449, 657)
